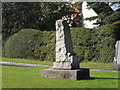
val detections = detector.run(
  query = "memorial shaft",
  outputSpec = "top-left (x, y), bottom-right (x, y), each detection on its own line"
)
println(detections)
top-left (53, 20), bottom-right (80, 70)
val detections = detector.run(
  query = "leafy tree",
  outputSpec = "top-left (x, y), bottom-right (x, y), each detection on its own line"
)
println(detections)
top-left (2, 2), bottom-right (73, 42)
top-left (104, 11), bottom-right (120, 24)
top-left (86, 2), bottom-right (120, 26)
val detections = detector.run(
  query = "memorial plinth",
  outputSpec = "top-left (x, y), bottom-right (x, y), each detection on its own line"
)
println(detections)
top-left (41, 68), bottom-right (90, 80)
top-left (41, 20), bottom-right (90, 80)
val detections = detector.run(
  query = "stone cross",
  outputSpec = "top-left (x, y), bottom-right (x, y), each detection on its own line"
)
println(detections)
top-left (113, 40), bottom-right (120, 70)
top-left (53, 19), bottom-right (80, 70)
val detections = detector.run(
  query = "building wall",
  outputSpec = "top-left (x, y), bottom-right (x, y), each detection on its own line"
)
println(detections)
top-left (82, 1), bottom-right (99, 28)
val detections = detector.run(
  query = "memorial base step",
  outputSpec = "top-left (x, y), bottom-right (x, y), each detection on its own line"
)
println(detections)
top-left (41, 68), bottom-right (90, 80)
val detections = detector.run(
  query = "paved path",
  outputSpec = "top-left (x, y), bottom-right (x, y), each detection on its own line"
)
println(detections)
top-left (0, 61), bottom-right (52, 68)
top-left (0, 61), bottom-right (120, 73)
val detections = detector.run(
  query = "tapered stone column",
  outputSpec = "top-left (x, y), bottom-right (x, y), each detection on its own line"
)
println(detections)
top-left (53, 20), bottom-right (80, 70)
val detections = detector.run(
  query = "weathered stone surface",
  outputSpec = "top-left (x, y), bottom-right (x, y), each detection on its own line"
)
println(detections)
top-left (41, 68), bottom-right (90, 80)
top-left (113, 40), bottom-right (120, 70)
top-left (53, 19), bottom-right (80, 70)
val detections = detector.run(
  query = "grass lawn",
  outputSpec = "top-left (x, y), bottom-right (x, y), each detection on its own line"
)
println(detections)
top-left (2, 66), bottom-right (118, 88)
top-left (2, 58), bottom-right (115, 70)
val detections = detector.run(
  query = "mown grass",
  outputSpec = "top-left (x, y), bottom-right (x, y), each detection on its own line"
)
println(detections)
top-left (2, 58), bottom-right (115, 70)
top-left (80, 62), bottom-right (114, 70)
top-left (2, 66), bottom-right (118, 88)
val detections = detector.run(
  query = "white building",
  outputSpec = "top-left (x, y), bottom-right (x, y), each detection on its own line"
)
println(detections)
top-left (82, 1), bottom-right (99, 28)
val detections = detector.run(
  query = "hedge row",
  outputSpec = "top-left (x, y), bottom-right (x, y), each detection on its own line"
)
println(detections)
top-left (3, 29), bottom-right (56, 61)
top-left (3, 22), bottom-right (120, 62)
top-left (71, 21), bottom-right (120, 63)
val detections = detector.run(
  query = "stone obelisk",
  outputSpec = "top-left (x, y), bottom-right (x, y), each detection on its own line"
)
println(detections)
top-left (41, 19), bottom-right (90, 80)
top-left (53, 19), bottom-right (80, 70)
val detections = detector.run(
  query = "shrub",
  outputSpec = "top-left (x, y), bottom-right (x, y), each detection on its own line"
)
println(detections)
top-left (71, 28), bottom-right (96, 62)
top-left (71, 23), bottom-right (119, 63)
top-left (104, 12), bottom-right (120, 24)
top-left (3, 29), bottom-right (55, 61)
top-left (112, 20), bottom-right (120, 40)
top-left (94, 25), bottom-right (116, 62)
top-left (3, 22), bottom-right (120, 62)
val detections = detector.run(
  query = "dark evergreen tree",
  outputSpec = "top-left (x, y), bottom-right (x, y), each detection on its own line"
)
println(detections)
top-left (86, 2), bottom-right (120, 25)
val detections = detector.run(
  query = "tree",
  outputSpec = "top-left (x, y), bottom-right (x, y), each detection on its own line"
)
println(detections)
top-left (2, 2), bottom-right (73, 42)
top-left (104, 11), bottom-right (120, 24)
top-left (86, 2), bottom-right (120, 26)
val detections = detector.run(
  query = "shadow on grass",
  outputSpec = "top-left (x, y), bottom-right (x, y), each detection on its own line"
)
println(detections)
top-left (90, 77), bottom-right (119, 80)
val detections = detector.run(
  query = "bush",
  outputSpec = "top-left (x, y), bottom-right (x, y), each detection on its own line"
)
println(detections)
top-left (71, 28), bottom-right (95, 62)
top-left (104, 12), bottom-right (120, 24)
top-left (94, 25), bottom-right (116, 62)
top-left (112, 20), bottom-right (120, 40)
top-left (3, 29), bottom-right (55, 61)
top-left (71, 23), bottom-right (119, 63)
top-left (3, 22), bottom-right (120, 62)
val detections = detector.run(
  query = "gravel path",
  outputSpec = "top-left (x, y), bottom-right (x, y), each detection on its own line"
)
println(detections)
top-left (0, 61), bottom-right (120, 73)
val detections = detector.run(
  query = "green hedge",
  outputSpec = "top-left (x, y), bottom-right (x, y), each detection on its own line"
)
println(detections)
top-left (3, 29), bottom-right (55, 61)
top-left (112, 21), bottom-right (120, 40)
top-left (71, 26), bottom-right (115, 63)
top-left (3, 22), bottom-right (120, 62)
top-left (71, 21), bottom-right (120, 63)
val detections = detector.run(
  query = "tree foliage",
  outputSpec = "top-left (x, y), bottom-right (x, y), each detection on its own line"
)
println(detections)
top-left (2, 2), bottom-right (73, 42)
top-left (104, 11), bottom-right (120, 24)
top-left (87, 2), bottom-right (120, 26)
